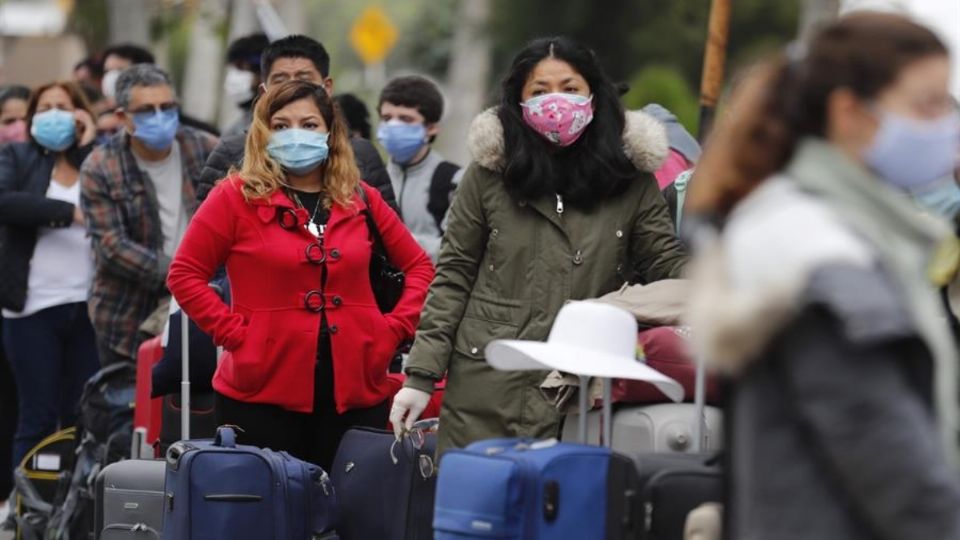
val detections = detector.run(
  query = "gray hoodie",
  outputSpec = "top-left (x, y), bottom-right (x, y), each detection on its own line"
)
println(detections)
top-left (386, 149), bottom-right (463, 262)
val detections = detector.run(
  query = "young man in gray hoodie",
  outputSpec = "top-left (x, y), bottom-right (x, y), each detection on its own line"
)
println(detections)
top-left (377, 76), bottom-right (463, 262)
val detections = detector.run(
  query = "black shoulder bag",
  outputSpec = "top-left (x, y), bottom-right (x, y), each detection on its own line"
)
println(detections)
top-left (357, 187), bottom-right (405, 312)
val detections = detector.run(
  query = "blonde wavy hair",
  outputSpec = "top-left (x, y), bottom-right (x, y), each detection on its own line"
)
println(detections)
top-left (236, 80), bottom-right (360, 207)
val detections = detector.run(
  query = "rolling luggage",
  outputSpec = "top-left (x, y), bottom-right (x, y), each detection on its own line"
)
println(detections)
top-left (160, 425), bottom-right (338, 540)
top-left (96, 312), bottom-right (204, 539)
top-left (331, 419), bottom-right (438, 540)
top-left (94, 459), bottom-right (166, 539)
top-left (561, 404), bottom-right (723, 454)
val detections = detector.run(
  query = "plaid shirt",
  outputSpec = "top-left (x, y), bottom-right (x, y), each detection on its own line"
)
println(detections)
top-left (80, 127), bottom-right (218, 361)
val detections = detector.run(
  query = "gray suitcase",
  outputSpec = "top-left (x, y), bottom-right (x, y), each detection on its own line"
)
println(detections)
top-left (94, 459), bottom-right (166, 539)
top-left (95, 313), bottom-right (201, 539)
top-left (562, 403), bottom-right (723, 454)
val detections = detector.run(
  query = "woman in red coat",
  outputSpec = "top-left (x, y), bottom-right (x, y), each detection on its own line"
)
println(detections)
top-left (167, 80), bottom-right (434, 469)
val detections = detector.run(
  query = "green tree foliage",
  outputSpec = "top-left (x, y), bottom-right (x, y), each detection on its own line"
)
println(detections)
top-left (490, 0), bottom-right (799, 109)
top-left (622, 65), bottom-right (699, 133)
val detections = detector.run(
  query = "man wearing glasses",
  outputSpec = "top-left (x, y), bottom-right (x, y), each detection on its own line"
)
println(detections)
top-left (80, 64), bottom-right (218, 365)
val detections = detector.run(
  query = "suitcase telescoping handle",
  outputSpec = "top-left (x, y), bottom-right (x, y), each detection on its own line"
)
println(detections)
top-left (180, 308), bottom-right (191, 440)
top-left (577, 375), bottom-right (614, 449)
top-left (692, 348), bottom-right (707, 452)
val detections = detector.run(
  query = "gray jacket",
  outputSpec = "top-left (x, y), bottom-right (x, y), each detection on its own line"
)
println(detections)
top-left (729, 264), bottom-right (960, 540)
top-left (387, 149), bottom-right (463, 262)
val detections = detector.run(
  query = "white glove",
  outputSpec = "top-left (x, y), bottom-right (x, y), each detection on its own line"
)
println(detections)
top-left (390, 387), bottom-right (432, 439)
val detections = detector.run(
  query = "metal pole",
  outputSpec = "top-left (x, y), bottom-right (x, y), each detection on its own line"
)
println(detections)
top-left (697, 0), bottom-right (732, 141)
top-left (602, 378), bottom-right (612, 449)
top-left (693, 353), bottom-right (707, 452)
top-left (578, 375), bottom-right (589, 444)
top-left (181, 310), bottom-right (190, 441)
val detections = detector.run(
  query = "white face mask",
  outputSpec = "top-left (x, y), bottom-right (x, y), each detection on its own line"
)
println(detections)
top-left (101, 69), bottom-right (122, 101)
top-left (223, 67), bottom-right (255, 106)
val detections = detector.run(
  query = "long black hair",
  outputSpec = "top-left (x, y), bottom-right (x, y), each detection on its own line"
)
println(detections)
top-left (498, 37), bottom-right (637, 209)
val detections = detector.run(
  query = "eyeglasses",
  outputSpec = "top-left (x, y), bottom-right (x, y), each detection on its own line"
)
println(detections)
top-left (127, 102), bottom-right (179, 116)
top-left (390, 418), bottom-right (439, 479)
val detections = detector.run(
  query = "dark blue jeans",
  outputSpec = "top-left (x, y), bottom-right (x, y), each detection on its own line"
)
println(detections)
top-left (3, 302), bottom-right (100, 470)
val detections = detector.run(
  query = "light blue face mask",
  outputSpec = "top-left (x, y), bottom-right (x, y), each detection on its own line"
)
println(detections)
top-left (377, 121), bottom-right (428, 165)
top-left (911, 175), bottom-right (960, 221)
top-left (132, 108), bottom-right (180, 151)
top-left (31, 109), bottom-right (76, 151)
top-left (267, 128), bottom-right (330, 175)
top-left (864, 110), bottom-right (960, 190)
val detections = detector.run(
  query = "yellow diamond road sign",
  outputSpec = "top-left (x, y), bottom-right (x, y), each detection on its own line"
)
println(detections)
top-left (350, 7), bottom-right (398, 65)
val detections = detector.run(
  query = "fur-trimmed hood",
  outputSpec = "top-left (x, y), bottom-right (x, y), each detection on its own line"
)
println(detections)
top-left (465, 107), bottom-right (669, 174)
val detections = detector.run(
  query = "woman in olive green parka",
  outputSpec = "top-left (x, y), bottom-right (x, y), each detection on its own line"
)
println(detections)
top-left (390, 37), bottom-right (687, 452)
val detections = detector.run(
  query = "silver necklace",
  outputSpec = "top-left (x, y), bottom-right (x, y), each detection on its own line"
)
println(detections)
top-left (291, 191), bottom-right (324, 237)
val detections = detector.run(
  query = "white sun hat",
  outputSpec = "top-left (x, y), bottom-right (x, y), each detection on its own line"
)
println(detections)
top-left (485, 301), bottom-right (684, 403)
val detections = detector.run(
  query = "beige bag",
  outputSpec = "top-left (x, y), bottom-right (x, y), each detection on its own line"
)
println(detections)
top-left (595, 279), bottom-right (691, 326)
top-left (684, 502), bottom-right (722, 540)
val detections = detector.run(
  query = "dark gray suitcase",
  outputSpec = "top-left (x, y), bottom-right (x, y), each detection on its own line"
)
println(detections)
top-left (94, 459), bottom-right (166, 539)
top-left (95, 313), bottom-right (201, 539)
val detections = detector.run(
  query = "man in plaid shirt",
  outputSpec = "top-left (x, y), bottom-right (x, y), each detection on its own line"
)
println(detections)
top-left (81, 65), bottom-right (218, 364)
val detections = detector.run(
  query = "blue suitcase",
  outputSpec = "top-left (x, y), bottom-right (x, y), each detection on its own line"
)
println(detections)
top-left (434, 368), bottom-right (643, 540)
top-left (434, 437), bottom-right (642, 539)
top-left (160, 426), bottom-right (339, 540)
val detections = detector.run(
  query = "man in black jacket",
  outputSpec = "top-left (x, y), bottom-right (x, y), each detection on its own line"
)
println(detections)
top-left (196, 35), bottom-right (397, 209)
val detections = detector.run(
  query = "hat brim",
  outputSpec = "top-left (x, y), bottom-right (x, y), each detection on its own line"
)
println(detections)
top-left (486, 340), bottom-right (684, 403)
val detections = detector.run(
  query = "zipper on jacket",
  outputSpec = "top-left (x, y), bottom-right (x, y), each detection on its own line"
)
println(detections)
top-left (556, 194), bottom-right (564, 215)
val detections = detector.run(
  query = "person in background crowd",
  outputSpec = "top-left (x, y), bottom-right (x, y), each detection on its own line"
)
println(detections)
top-left (390, 36), bottom-right (687, 452)
top-left (73, 57), bottom-right (104, 95)
top-left (685, 13), bottom-right (960, 539)
top-left (0, 86), bottom-right (30, 144)
top-left (377, 75), bottom-right (463, 262)
top-left (0, 82), bottom-right (31, 510)
top-left (80, 65), bottom-right (218, 365)
top-left (99, 43), bottom-right (220, 137)
top-left (0, 81), bottom-right (100, 472)
top-left (335, 93), bottom-right (372, 140)
top-left (222, 33), bottom-right (270, 138)
top-left (168, 80), bottom-right (433, 470)
top-left (197, 35), bottom-right (396, 210)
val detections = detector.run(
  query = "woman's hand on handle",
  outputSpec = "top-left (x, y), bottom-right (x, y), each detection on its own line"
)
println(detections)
top-left (390, 387), bottom-right (432, 439)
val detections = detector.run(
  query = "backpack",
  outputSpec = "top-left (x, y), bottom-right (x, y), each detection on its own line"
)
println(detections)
top-left (426, 161), bottom-right (460, 232)
top-left (45, 363), bottom-right (136, 540)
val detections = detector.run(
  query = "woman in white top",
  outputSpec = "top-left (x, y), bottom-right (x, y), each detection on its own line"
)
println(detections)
top-left (0, 81), bottom-right (99, 470)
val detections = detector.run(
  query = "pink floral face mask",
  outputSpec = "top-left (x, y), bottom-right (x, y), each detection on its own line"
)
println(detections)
top-left (520, 93), bottom-right (594, 147)
top-left (0, 119), bottom-right (27, 144)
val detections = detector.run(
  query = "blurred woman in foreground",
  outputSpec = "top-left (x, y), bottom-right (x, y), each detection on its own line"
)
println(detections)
top-left (687, 13), bottom-right (960, 539)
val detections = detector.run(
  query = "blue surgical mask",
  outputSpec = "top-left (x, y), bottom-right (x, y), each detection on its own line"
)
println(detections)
top-left (31, 109), bottom-right (76, 151)
top-left (132, 108), bottom-right (180, 151)
top-left (377, 121), bottom-right (427, 165)
top-left (864, 110), bottom-right (960, 190)
top-left (267, 128), bottom-right (330, 175)
top-left (912, 176), bottom-right (960, 220)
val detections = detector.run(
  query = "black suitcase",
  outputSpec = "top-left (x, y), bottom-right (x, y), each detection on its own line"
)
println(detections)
top-left (331, 424), bottom-right (437, 540)
top-left (632, 347), bottom-right (724, 540)
top-left (633, 453), bottom-right (722, 540)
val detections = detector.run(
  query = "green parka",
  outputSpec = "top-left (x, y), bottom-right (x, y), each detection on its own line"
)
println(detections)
top-left (404, 109), bottom-right (688, 452)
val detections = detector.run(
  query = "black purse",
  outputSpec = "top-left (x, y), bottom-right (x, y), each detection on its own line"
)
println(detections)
top-left (358, 188), bottom-right (405, 313)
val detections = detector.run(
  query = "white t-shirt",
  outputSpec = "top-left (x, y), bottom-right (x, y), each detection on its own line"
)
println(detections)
top-left (136, 141), bottom-right (187, 256)
top-left (2, 179), bottom-right (95, 319)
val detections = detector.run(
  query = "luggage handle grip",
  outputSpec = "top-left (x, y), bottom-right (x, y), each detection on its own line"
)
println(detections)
top-left (214, 426), bottom-right (239, 448)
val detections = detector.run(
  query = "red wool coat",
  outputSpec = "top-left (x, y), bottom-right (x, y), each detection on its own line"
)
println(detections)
top-left (167, 177), bottom-right (434, 413)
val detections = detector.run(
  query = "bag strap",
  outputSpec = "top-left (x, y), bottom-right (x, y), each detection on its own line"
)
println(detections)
top-left (427, 161), bottom-right (460, 232)
top-left (356, 186), bottom-right (388, 259)
top-left (673, 169), bottom-right (693, 235)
